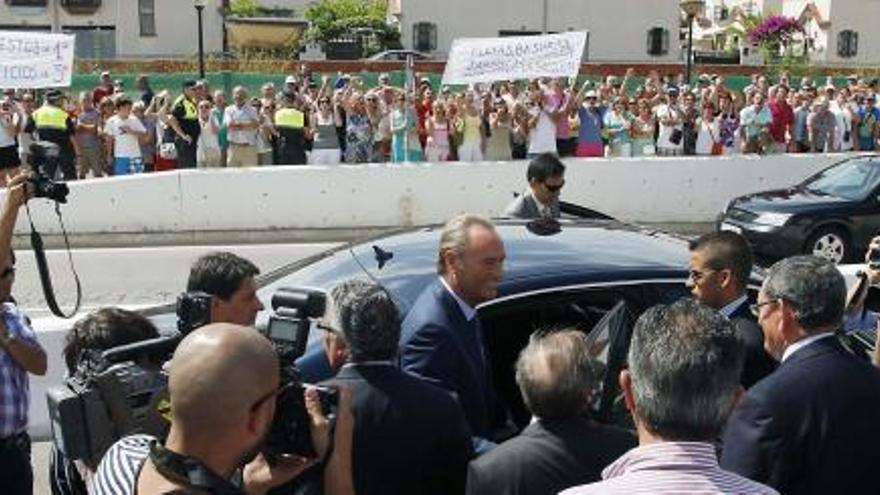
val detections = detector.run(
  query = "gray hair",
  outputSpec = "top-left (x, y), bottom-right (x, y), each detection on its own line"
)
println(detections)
top-left (762, 255), bottom-right (845, 331)
top-left (436, 214), bottom-right (495, 275)
top-left (327, 279), bottom-right (400, 362)
top-left (629, 299), bottom-right (745, 441)
top-left (515, 329), bottom-right (595, 420)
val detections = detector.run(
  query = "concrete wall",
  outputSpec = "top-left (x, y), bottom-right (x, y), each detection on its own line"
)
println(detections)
top-left (399, 0), bottom-right (681, 63)
top-left (14, 154), bottom-right (846, 241)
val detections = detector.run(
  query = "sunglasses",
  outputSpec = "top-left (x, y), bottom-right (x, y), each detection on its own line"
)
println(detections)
top-left (251, 381), bottom-right (295, 412)
top-left (1, 267), bottom-right (15, 279)
top-left (749, 299), bottom-right (779, 318)
top-left (544, 182), bottom-right (564, 192)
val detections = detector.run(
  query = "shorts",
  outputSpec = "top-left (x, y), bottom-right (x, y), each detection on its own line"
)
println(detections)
top-left (0, 145), bottom-right (21, 170)
top-left (574, 142), bottom-right (604, 157)
top-left (114, 156), bottom-right (144, 176)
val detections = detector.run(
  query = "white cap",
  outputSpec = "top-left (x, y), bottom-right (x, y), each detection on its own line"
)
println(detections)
top-left (284, 75), bottom-right (297, 85)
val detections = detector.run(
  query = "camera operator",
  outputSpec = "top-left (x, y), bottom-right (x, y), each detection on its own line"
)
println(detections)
top-left (186, 252), bottom-right (265, 326)
top-left (93, 323), bottom-right (354, 495)
top-left (0, 172), bottom-right (47, 495)
top-left (319, 279), bottom-right (472, 494)
top-left (50, 307), bottom-right (161, 495)
top-left (843, 235), bottom-right (880, 366)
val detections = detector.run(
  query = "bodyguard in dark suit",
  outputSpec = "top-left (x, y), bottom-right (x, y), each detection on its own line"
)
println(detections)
top-left (687, 231), bottom-right (776, 388)
top-left (503, 153), bottom-right (565, 220)
top-left (721, 256), bottom-right (880, 495)
top-left (320, 279), bottom-right (472, 495)
top-left (466, 330), bottom-right (635, 495)
top-left (400, 214), bottom-right (506, 453)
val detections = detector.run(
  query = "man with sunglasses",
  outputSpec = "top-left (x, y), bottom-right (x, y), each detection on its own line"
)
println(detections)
top-left (0, 173), bottom-right (47, 495)
top-left (504, 153), bottom-right (565, 220)
top-left (94, 323), bottom-right (354, 495)
top-left (721, 256), bottom-right (880, 495)
top-left (686, 232), bottom-right (775, 389)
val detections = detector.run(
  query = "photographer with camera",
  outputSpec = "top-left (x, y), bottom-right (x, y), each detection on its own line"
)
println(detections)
top-left (844, 236), bottom-right (880, 366)
top-left (186, 251), bottom-right (265, 327)
top-left (318, 279), bottom-right (472, 494)
top-left (0, 172), bottom-right (48, 495)
top-left (93, 323), bottom-right (354, 495)
top-left (50, 308), bottom-right (162, 495)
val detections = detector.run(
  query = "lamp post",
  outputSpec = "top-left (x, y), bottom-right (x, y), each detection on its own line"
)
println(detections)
top-left (680, 0), bottom-right (705, 87)
top-left (194, 0), bottom-right (207, 79)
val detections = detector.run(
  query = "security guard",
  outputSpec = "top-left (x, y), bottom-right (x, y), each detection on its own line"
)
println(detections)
top-left (24, 90), bottom-right (77, 180)
top-left (273, 91), bottom-right (308, 165)
top-left (168, 79), bottom-right (200, 169)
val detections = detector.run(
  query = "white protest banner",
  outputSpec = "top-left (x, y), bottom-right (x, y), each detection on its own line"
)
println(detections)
top-left (441, 31), bottom-right (587, 85)
top-left (0, 31), bottom-right (75, 89)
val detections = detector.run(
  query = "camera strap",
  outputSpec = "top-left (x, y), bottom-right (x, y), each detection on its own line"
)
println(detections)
top-left (25, 200), bottom-right (82, 319)
top-left (148, 441), bottom-right (243, 495)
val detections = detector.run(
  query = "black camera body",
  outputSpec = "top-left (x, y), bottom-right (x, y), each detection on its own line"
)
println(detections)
top-left (176, 291), bottom-right (213, 335)
top-left (27, 141), bottom-right (69, 203)
top-left (262, 287), bottom-right (338, 461)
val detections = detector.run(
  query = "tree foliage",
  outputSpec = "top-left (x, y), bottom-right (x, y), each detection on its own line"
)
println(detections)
top-left (304, 0), bottom-right (399, 53)
top-left (229, 0), bottom-right (260, 17)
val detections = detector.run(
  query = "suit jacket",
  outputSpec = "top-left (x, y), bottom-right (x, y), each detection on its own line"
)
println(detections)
top-left (721, 336), bottom-right (880, 495)
top-left (466, 417), bottom-right (636, 495)
top-left (400, 279), bottom-right (495, 438)
top-left (503, 190), bottom-right (560, 220)
top-left (331, 364), bottom-right (472, 495)
top-left (727, 301), bottom-right (777, 389)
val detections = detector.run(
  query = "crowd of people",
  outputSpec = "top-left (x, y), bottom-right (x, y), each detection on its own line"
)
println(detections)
top-left (1, 68), bottom-right (879, 185)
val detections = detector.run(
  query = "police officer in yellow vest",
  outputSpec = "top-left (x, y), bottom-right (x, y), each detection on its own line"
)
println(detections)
top-left (167, 79), bottom-right (200, 169)
top-left (274, 91), bottom-right (308, 165)
top-left (24, 90), bottom-right (78, 180)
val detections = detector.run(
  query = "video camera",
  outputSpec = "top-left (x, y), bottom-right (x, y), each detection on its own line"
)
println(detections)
top-left (27, 141), bottom-right (69, 203)
top-left (261, 287), bottom-right (338, 461)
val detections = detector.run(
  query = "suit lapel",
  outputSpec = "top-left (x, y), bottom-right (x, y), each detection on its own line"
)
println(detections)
top-left (435, 281), bottom-right (489, 382)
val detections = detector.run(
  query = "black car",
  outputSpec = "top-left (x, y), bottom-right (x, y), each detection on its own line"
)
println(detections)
top-left (717, 155), bottom-right (880, 264)
top-left (142, 219), bottom-right (693, 428)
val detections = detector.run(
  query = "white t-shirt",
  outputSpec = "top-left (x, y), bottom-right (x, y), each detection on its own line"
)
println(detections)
top-left (197, 114), bottom-right (220, 152)
top-left (695, 118), bottom-right (719, 155)
top-left (104, 115), bottom-right (146, 158)
top-left (833, 106), bottom-right (853, 152)
top-left (0, 111), bottom-right (16, 148)
top-left (528, 107), bottom-right (557, 155)
top-left (655, 103), bottom-right (683, 150)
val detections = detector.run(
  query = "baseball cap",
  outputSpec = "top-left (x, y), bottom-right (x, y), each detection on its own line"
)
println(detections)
top-left (584, 90), bottom-right (598, 99)
top-left (182, 79), bottom-right (198, 89)
top-left (284, 75), bottom-right (297, 85)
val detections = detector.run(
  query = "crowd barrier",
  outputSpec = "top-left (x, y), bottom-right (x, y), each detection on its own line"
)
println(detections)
top-left (21, 152), bottom-right (852, 438)
top-left (13, 153), bottom-right (849, 239)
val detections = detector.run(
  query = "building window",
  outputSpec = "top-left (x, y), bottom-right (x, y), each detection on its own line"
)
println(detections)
top-left (647, 27), bottom-right (669, 56)
top-left (138, 0), bottom-right (156, 37)
top-left (7, 0), bottom-right (48, 6)
top-left (838, 30), bottom-right (858, 58)
top-left (412, 22), bottom-right (437, 52)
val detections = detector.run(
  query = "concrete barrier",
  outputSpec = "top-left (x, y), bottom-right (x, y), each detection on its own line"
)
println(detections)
top-left (11, 153), bottom-right (847, 240)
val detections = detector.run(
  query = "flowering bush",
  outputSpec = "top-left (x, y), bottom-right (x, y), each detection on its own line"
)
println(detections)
top-left (746, 15), bottom-right (804, 46)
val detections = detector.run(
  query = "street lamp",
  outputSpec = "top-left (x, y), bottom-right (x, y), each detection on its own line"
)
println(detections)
top-left (680, 0), bottom-right (705, 87)
top-left (194, 0), bottom-right (207, 79)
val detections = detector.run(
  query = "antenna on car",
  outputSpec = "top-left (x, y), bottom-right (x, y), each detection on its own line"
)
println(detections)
top-left (372, 245), bottom-right (394, 270)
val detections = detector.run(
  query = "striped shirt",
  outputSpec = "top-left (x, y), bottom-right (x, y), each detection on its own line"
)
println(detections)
top-left (0, 303), bottom-right (40, 437)
top-left (560, 442), bottom-right (778, 495)
top-left (93, 434), bottom-right (153, 494)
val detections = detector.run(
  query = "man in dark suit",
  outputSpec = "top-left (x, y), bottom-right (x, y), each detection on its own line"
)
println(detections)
top-left (320, 279), bottom-right (472, 495)
top-left (400, 214), bottom-right (506, 453)
top-left (503, 153), bottom-right (564, 220)
top-left (721, 255), bottom-right (880, 494)
top-left (687, 231), bottom-right (776, 388)
top-left (466, 330), bottom-right (635, 495)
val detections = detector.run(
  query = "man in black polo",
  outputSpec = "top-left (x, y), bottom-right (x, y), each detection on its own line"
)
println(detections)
top-left (168, 80), bottom-right (200, 169)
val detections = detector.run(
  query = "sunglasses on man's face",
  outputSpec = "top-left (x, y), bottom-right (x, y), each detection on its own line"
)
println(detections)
top-left (1, 267), bottom-right (15, 279)
top-left (544, 182), bottom-right (564, 192)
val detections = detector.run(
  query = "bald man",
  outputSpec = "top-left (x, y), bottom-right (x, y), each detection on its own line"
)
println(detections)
top-left (93, 323), bottom-right (353, 494)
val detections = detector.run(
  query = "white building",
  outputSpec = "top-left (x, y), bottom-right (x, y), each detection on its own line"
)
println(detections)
top-left (782, 0), bottom-right (880, 66)
top-left (398, 0), bottom-right (682, 63)
top-left (0, 0), bottom-right (309, 59)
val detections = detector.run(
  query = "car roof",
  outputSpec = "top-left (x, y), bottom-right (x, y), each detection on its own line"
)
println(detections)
top-left (346, 219), bottom-right (690, 312)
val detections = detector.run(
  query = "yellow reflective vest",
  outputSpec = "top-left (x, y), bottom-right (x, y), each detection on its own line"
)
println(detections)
top-left (274, 108), bottom-right (305, 129)
top-left (33, 105), bottom-right (69, 129)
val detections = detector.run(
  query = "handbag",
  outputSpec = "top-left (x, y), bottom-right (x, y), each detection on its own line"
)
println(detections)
top-left (707, 122), bottom-right (723, 155)
top-left (159, 142), bottom-right (177, 160)
top-left (670, 128), bottom-right (683, 145)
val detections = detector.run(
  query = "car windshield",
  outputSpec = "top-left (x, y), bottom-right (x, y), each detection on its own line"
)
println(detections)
top-left (803, 159), bottom-right (880, 201)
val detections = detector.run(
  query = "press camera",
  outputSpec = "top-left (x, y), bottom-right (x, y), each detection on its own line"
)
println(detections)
top-left (27, 141), bottom-right (70, 203)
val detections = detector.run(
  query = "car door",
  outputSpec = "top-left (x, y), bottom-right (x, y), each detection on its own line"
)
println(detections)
top-left (478, 281), bottom-right (689, 431)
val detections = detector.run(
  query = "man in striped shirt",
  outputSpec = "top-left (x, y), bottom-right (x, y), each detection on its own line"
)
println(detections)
top-left (561, 299), bottom-right (777, 495)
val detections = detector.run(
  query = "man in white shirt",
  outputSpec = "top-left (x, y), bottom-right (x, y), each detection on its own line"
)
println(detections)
top-left (526, 87), bottom-right (558, 158)
top-left (655, 87), bottom-right (683, 156)
top-left (103, 96), bottom-right (146, 175)
top-left (223, 86), bottom-right (260, 167)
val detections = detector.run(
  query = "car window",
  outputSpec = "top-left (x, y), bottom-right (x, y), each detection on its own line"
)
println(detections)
top-left (479, 282), bottom-right (689, 430)
top-left (803, 159), bottom-right (880, 201)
